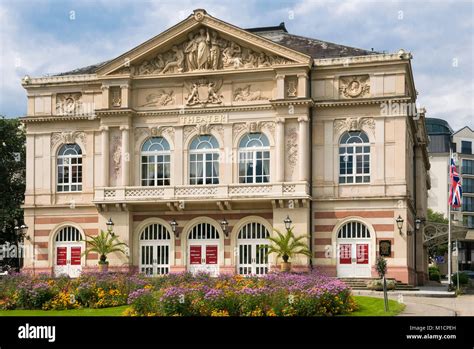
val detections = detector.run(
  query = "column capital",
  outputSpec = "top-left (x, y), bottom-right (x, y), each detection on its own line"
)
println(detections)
top-left (297, 115), bottom-right (309, 123)
top-left (297, 73), bottom-right (308, 79)
top-left (119, 125), bottom-right (130, 131)
top-left (275, 74), bottom-right (285, 80)
top-left (99, 125), bottom-right (109, 132)
top-left (276, 117), bottom-right (286, 124)
top-left (120, 84), bottom-right (130, 89)
top-left (101, 85), bottom-right (110, 90)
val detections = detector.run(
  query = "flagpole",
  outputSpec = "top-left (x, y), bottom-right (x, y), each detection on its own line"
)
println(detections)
top-left (448, 148), bottom-right (452, 286)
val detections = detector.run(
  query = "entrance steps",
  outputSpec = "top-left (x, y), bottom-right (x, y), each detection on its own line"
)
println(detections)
top-left (338, 277), bottom-right (419, 291)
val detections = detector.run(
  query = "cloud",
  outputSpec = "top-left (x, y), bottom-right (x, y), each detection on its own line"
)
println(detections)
top-left (0, 0), bottom-right (472, 129)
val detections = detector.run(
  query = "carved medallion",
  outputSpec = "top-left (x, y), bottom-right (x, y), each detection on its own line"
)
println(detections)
top-left (339, 75), bottom-right (370, 98)
top-left (56, 93), bottom-right (82, 115)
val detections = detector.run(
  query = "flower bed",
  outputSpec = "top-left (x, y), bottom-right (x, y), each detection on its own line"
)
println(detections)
top-left (0, 271), bottom-right (356, 316)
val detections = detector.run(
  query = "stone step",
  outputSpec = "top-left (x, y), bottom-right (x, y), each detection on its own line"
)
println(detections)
top-left (337, 277), bottom-right (419, 290)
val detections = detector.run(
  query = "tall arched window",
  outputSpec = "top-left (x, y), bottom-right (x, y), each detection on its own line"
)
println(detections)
top-left (238, 133), bottom-right (270, 183)
top-left (339, 131), bottom-right (370, 184)
top-left (189, 135), bottom-right (219, 185)
top-left (57, 144), bottom-right (82, 192)
top-left (141, 137), bottom-right (171, 186)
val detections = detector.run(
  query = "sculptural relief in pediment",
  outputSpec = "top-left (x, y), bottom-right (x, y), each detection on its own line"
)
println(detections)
top-left (134, 27), bottom-right (293, 76)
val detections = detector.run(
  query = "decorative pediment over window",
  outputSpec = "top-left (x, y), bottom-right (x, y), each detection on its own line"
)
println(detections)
top-left (98, 9), bottom-right (311, 77)
top-left (334, 117), bottom-right (375, 135)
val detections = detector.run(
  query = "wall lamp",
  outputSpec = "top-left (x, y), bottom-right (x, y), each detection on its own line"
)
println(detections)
top-left (170, 219), bottom-right (178, 238)
top-left (220, 218), bottom-right (229, 238)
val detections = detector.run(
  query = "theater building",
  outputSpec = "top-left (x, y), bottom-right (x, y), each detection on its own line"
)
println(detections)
top-left (21, 9), bottom-right (430, 284)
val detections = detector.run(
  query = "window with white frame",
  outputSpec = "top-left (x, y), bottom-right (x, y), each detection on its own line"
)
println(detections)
top-left (57, 144), bottom-right (82, 192)
top-left (189, 135), bottom-right (219, 185)
top-left (141, 137), bottom-right (171, 186)
top-left (238, 133), bottom-right (270, 183)
top-left (339, 131), bottom-right (370, 184)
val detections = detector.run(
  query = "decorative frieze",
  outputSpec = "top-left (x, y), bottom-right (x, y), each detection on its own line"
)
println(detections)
top-left (185, 79), bottom-right (223, 106)
top-left (51, 131), bottom-right (86, 150)
top-left (233, 85), bottom-right (268, 101)
top-left (286, 127), bottom-right (298, 175)
top-left (139, 90), bottom-right (175, 107)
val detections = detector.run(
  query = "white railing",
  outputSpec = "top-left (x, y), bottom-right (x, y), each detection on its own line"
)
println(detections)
top-left (94, 182), bottom-right (310, 203)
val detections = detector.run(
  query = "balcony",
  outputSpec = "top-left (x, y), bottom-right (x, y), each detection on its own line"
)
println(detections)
top-left (93, 182), bottom-right (310, 205)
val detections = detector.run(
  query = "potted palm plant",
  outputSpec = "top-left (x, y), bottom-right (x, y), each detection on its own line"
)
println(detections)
top-left (83, 230), bottom-right (128, 272)
top-left (265, 227), bottom-right (311, 272)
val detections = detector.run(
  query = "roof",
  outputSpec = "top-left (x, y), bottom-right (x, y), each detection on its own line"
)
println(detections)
top-left (54, 21), bottom-right (378, 76)
top-left (453, 125), bottom-right (474, 136)
top-left (425, 118), bottom-right (453, 135)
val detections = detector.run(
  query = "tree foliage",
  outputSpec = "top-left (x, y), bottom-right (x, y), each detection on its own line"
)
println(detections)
top-left (0, 117), bottom-right (26, 270)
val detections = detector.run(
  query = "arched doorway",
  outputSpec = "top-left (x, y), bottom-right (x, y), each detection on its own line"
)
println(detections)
top-left (139, 223), bottom-right (171, 276)
top-left (337, 221), bottom-right (372, 278)
top-left (54, 226), bottom-right (83, 278)
top-left (237, 222), bottom-right (270, 275)
top-left (187, 222), bottom-right (220, 276)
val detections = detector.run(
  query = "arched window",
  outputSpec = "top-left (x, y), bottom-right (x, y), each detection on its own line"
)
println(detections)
top-left (55, 226), bottom-right (82, 242)
top-left (339, 131), bottom-right (370, 184)
top-left (57, 144), bottom-right (82, 192)
top-left (337, 221), bottom-right (371, 239)
top-left (188, 223), bottom-right (220, 240)
top-left (54, 226), bottom-right (83, 278)
top-left (238, 133), bottom-right (270, 183)
top-left (189, 135), bottom-right (219, 185)
top-left (141, 137), bottom-right (171, 186)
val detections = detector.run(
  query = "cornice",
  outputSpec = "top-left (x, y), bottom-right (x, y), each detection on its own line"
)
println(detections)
top-left (21, 74), bottom-right (98, 87)
top-left (313, 96), bottom-right (412, 108)
top-left (137, 104), bottom-right (274, 117)
top-left (21, 114), bottom-right (96, 123)
top-left (313, 52), bottom-right (413, 67)
top-left (269, 98), bottom-right (314, 107)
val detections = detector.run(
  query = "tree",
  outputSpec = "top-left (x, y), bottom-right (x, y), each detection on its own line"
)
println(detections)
top-left (426, 209), bottom-right (448, 260)
top-left (82, 230), bottom-right (128, 272)
top-left (427, 208), bottom-right (448, 224)
top-left (265, 227), bottom-right (311, 271)
top-left (0, 117), bottom-right (26, 271)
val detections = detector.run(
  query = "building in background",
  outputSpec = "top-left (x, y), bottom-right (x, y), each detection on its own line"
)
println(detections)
top-left (20, 9), bottom-right (430, 284)
top-left (426, 119), bottom-right (474, 272)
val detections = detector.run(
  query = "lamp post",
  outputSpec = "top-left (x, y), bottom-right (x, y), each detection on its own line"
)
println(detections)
top-left (14, 223), bottom-right (30, 241)
top-left (106, 218), bottom-right (114, 236)
top-left (170, 219), bottom-right (178, 238)
top-left (220, 218), bottom-right (229, 238)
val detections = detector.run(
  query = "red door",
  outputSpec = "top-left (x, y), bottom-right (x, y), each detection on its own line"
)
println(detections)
top-left (190, 245), bottom-right (202, 264)
top-left (56, 247), bottom-right (67, 265)
top-left (339, 244), bottom-right (352, 264)
top-left (356, 244), bottom-right (369, 264)
top-left (70, 247), bottom-right (82, 265)
top-left (206, 245), bottom-right (218, 264)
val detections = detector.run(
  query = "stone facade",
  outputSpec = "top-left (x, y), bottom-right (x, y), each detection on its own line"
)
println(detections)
top-left (21, 9), bottom-right (430, 284)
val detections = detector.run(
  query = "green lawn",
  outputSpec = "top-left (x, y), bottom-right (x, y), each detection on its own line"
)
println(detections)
top-left (344, 296), bottom-right (405, 316)
top-left (0, 305), bottom-right (128, 317)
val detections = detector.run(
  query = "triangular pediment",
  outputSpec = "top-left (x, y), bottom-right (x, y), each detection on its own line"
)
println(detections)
top-left (97, 9), bottom-right (311, 77)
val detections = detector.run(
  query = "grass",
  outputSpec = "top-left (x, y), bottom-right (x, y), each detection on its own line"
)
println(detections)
top-left (0, 296), bottom-right (405, 317)
top-left (0, 305), bottom-right (128, 317)
top-left (344, 296), bottom-right (405, 316)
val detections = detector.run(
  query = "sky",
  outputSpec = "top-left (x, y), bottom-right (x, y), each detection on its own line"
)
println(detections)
top-left (0, 0), bottom-right (473, 130)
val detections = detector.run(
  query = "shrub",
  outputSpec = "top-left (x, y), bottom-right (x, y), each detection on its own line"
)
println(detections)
top-left (43, 291), bottom-right (79, 310)
top-left (15, 281), bottom-right (56, 309)
top-left (452, 272), bottom-right (469, 285)
top-left (429, 266), bottom-right (441, 282)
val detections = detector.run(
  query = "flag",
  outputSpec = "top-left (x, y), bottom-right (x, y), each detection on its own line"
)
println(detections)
top-left (449, 157), bottom-right (462, 208)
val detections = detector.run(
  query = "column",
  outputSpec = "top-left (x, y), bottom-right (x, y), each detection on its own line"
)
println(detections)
top-left (275, 74), bottom-right (285, 99)
top-left (100, 126), bottom-right (109, 187)
top-left (120, 126), bottom-right (130, 186)
top-left (297, 73), bottom-right (308, 98)
top-left (223, 124), bottom-right (233, 184)
top-left (101, 85), bottom-right (109, 109)
top-left (298, 115), bottom-right (309, 181)
top-left (120, 84), bottom-right (129, 108)
top-left (275, 117), bottom-right (285, 182)
top-left (174, 126), bottom-right (183, 185)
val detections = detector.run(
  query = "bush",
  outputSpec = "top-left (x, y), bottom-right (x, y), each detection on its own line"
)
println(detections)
top-left (429, 266), bottom-right (441, 282)
top-left (452, 272), bottom-right (469, 285)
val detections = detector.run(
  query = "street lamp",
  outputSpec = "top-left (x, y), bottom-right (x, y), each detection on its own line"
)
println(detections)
top-left (220, 218), bottom-right (229, 237)
top-left (284, 215), bottom-right (292, 231)
top-left (106, 218), bottom-right (115, 236)
top-left (395, 215), bottom-right (404, 235)
top-left (14, 223), bottom-right (30, 240)
top-left (170, 219), bottom-right (178, 238)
